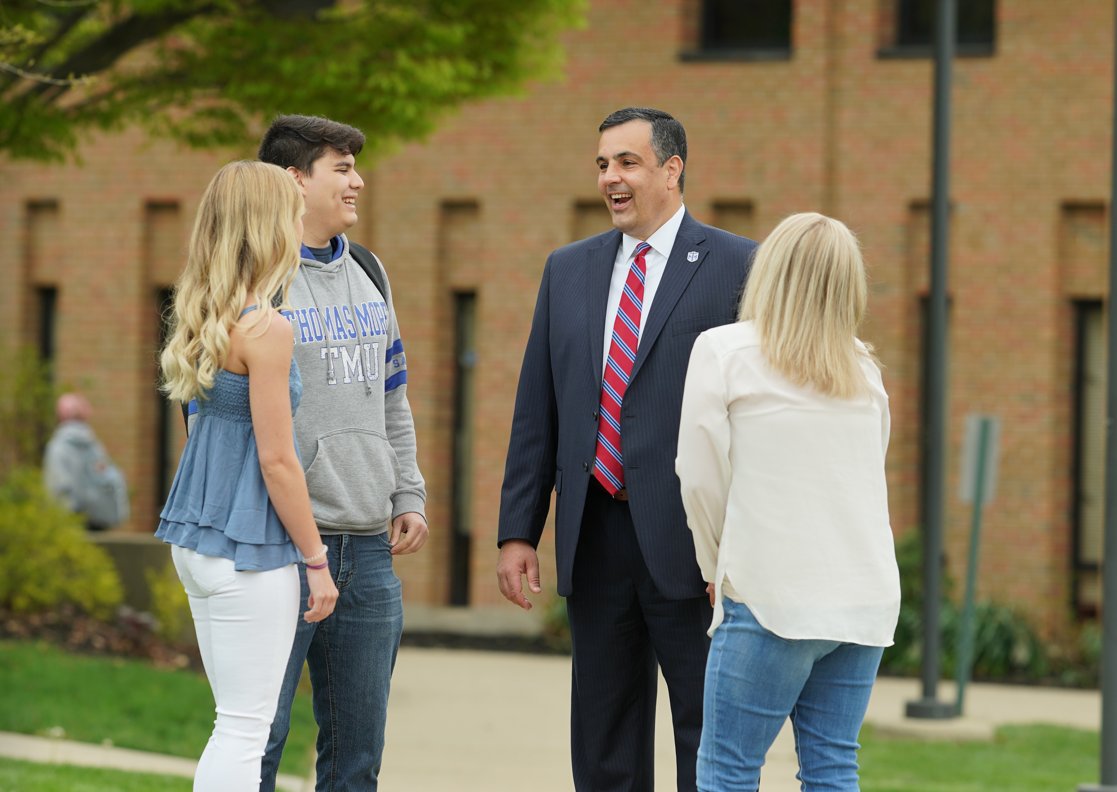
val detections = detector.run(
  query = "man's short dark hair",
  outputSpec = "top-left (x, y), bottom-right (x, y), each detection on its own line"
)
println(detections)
top-left (258, 114), bottom-right (366, 174)
top-left (599, 107), bottom-right (687, 192)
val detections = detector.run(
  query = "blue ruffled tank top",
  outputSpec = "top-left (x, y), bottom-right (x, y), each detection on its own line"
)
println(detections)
top-left (156, 308), bottom-right (303, 571)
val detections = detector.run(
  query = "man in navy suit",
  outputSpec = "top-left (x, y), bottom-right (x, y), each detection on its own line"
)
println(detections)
top-left (497, 107), bottom-right (756, 791)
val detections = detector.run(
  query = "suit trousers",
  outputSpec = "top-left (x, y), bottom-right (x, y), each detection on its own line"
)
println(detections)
top-left (566, 481), bottom-right (712, 792)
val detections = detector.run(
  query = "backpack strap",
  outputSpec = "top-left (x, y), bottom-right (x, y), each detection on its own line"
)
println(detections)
top-left (348, 241), bottom-right (390, 299)
top-left (180, 397), bottom-right (197, 435)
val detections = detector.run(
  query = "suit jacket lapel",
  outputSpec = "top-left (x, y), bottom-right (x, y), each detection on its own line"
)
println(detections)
top-left (630, 212), bottom-right (707, 382)
top-left (588, 230), bottom-right (622, 385)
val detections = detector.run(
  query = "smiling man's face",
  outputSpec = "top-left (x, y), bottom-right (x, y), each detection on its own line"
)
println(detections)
top-left (292, 148), bottom-right (363, 247)
top-left (596, 119), bottom-right (683, 241)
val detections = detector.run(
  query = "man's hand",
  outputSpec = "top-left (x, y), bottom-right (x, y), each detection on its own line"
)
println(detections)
top-left (497, 540), bottom-right (542, 610)
top-left (390, 512), bottom-right (428, 555)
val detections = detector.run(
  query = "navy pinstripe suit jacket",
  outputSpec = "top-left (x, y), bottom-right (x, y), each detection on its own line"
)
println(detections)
top-left (499, 211), bottom-right (756, 600)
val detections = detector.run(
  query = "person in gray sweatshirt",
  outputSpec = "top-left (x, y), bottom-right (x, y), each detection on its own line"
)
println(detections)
top-left (257, 114), bottom-right (429, 792)
top-left (44, 392), bottom-right (129, 531)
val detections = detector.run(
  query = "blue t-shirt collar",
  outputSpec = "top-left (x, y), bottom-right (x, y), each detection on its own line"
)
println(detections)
top-left (301, 236), bottom-right (344, 264)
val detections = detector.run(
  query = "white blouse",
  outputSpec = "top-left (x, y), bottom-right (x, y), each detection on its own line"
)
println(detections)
top-left (675, 321), bottom-right (900, 645)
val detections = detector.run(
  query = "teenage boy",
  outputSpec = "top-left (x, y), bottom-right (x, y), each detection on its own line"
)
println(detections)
top-left (258, 114), bottom-right (428, 792)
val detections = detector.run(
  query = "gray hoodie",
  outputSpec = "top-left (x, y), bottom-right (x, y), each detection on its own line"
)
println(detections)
top-left (285, 235), bottom-right (426, 535)
top-left (43, 420), bottom-right (129, 528)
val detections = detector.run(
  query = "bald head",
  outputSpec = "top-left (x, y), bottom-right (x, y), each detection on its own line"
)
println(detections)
top-left (56, 393), bottom-right (92, 423)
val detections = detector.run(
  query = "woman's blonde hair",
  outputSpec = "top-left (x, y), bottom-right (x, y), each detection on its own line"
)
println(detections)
top-left (739, 212), bottom-right (874, 399)
top-left (161, 160), bottom-right (304, 402)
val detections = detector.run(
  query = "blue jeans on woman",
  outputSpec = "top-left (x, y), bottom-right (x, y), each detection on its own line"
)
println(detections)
top-left (259, 532), bottom-right (404, 792)
top-left (697, 598), bottom-right (884, 792)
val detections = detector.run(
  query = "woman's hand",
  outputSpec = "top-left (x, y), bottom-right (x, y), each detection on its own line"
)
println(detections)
top-left (303, 566), bottom-right (339, 622)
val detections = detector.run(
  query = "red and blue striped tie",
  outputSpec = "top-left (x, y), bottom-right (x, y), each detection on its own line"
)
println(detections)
top-left (593, 242), bottom-right (651, 495)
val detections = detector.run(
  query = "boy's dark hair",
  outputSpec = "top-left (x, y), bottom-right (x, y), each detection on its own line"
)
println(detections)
top-left (258, 114), bottom-right (366, 174)
top-left (599, 107), bottom-right (687, 192)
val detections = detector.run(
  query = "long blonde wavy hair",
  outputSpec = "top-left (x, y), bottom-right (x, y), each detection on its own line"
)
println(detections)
top-left (739, 212), bottom-right (874, 399)
top-left (161, 160), bottom-right (304, 402)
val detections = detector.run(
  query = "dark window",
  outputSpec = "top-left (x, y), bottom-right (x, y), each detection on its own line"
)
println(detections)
top-left (1072, 300), bottom-right (1105, 618)
top-left (156, 288), bottom-right (176, 503)
top-left (449, 291), bottom-right (477, 606)
top-left (689, 0), bottom-right (792, 59)
top-left (896, 0), bottom-right (995, 48)
top-left (32, 287), bottom-right (58, 455)
top-left (36, 286), bottom-right (57, 366)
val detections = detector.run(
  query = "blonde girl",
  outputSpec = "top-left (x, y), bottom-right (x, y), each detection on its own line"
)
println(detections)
top-left (158, 160), bottom-right (338, 792)
top-left (676, 212), bottom-right (900, 791)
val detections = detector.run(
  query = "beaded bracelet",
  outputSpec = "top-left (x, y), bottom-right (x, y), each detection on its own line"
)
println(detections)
top-left (303, 546), bottom-right (328, 566)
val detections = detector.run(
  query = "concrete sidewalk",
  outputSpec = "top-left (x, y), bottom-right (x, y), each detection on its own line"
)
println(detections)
top-left (0, 646), bottom-right (1102, 791)
top-left (0, 730), bottom-right (306, 791)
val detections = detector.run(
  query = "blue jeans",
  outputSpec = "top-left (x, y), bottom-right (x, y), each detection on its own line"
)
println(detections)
top-left (697, 599), bottom-right (883, 792)
top-left (259, 533), bottom-right (404, 792)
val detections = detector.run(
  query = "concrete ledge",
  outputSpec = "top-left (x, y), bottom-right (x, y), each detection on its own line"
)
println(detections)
top-left (403, 604), bottom-right (545, 637)
top-left (87, 533), bottom-right (171, 613)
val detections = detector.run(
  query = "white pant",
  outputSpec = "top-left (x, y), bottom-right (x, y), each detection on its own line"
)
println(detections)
top-left (171, 546), bottom-right (299, 792)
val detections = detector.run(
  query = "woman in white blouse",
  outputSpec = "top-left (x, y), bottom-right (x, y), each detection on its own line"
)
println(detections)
top-left (676, 212), bottom-right (900, 791)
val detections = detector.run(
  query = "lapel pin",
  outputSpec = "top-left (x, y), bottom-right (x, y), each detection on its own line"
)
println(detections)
top-left (687, 251), bottom-right (699, 262)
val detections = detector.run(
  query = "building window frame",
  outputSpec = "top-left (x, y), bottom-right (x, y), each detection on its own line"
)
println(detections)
top-left (877, 0), bottom-right (996, 60)
top-left (680, 0), bottom-right (793, 63)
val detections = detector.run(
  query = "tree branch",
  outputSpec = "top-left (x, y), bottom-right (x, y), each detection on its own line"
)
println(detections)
top-left (20, 3), bottom-right (220, 104)
top-left (0, 59), bottom-right (90, 86)
top-left (0, 7), bottom-right (93, 96)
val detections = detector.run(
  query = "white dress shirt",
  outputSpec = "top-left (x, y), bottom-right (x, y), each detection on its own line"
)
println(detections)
top-left (601, 204), bottom-right (687, 372)
top-left (675, 321), bottom-right (901, 645)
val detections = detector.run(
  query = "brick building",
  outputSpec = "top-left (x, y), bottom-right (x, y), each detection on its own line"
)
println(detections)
top-left (1, 0), bottom-right (1109, 636)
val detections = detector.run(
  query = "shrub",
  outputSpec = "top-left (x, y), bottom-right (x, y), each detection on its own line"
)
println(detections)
top-left (145, 561), bottom-right (192, 646)
top-left (941, 600), bottom-right (1049, 680)
top-left (1046, 621), bottom-right (1101, 688)
top-left (0, 347), bottom-right (56, 476)
top-left (541, 593), bottom-right (572, 653)
top-left (882, 532), bottom-right (1049, 682)
top-left (0, 467), bottom-right (122, 619)
top-left (883, 532), bottom-right (934, 674)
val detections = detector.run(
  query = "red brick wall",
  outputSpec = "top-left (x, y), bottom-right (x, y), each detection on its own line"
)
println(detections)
top-left (1, 0), bottom-right (1110, 636)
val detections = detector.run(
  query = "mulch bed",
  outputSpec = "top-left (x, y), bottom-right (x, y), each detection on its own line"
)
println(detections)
top-left (0, 605), bottom-right (202, 671)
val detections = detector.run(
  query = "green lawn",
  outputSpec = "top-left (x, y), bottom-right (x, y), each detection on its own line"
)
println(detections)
top-left (0, 640), bottom-right (315, 777)
top-left (859, 723), bottom-right (1100, 791)
top-left (0, 756), bottom-right (192, 792)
